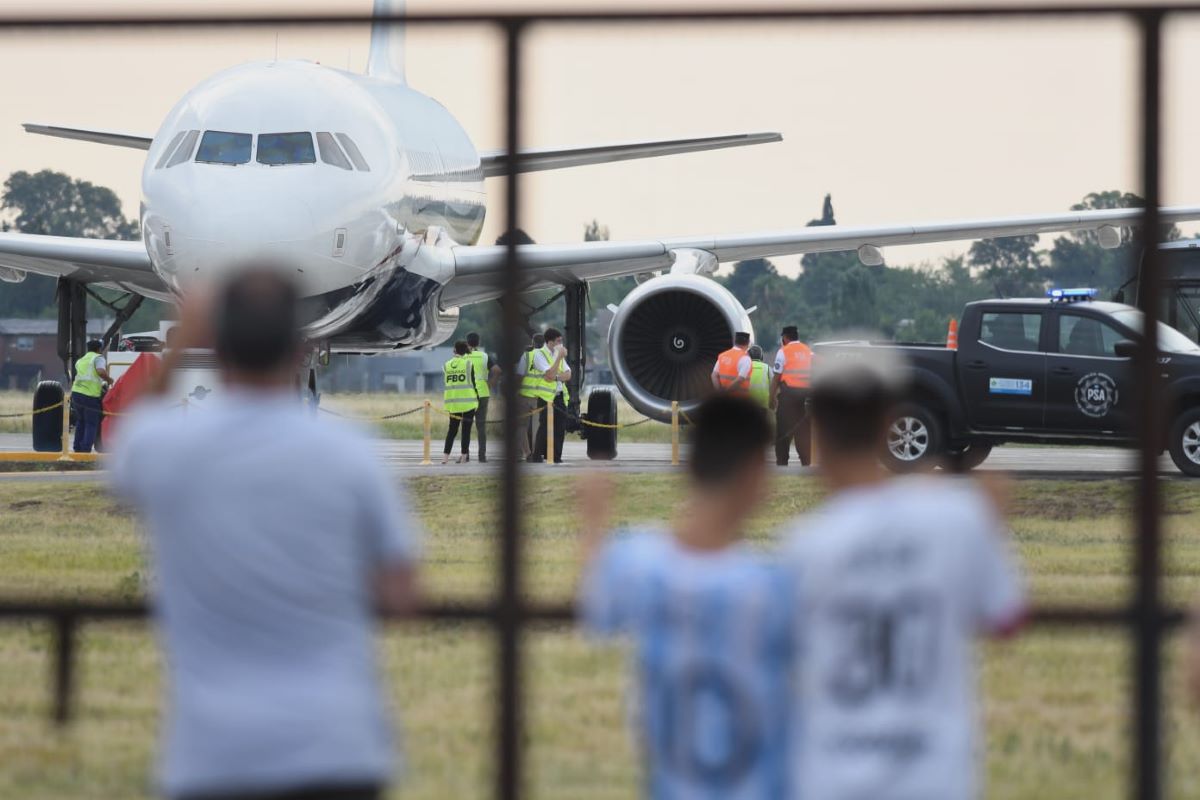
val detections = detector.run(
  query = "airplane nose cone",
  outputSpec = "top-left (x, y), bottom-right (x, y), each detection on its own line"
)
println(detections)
top-left (172, 195), bottom-right (319, 284)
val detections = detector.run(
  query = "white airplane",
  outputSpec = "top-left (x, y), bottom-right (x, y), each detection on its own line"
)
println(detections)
top-left (2, 0), bottom-right (1199, 425)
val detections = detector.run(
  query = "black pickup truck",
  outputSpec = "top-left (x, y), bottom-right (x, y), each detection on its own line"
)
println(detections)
top-left (815, 294), bottom-right (1200, 476)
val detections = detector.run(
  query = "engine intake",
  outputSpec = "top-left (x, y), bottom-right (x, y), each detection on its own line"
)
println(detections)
top-left (608, 274), bottom-right (753, 421)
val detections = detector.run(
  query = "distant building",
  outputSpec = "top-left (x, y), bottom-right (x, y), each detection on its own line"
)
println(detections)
top-left (324, 347), bottom-right (457, 393)
top-left (0, 318), bottom-right (114, 390)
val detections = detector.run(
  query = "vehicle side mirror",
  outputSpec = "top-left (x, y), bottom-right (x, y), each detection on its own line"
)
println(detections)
top-left (1114, 340), bottom-right (1139, 359)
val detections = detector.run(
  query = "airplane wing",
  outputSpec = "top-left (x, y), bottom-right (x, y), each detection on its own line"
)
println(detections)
top-left (478, 132), bottom-right (781, 177)
top-left (22, 123), bottom-right (152, 150)
top-left (440, 205), bottom-right (1200, 307)
top-left (0, 233), bottom-right (170, 300)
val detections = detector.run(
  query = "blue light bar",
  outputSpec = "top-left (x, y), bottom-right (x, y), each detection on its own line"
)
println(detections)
top-left (1047, 287), bottom-right (1098, 303)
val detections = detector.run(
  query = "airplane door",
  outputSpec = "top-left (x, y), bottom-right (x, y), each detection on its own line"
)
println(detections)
top-left (1044, 312), bottom-right (1133, 435)
top-left (963, 310), bottom-right (1047, 430)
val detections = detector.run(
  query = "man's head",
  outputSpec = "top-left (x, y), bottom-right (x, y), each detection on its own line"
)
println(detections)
top-left (748, 344), bottom-right (764, 362)
top-left (781, 326), bottom-right (799, 344)
top-left (454, 340), bottom-right (470, 356)
top-left (734, 331), bottom-right (751, 349)
top-left (86, 339), bottom-right (103, 354)
top-left (688, 394), bottom-right (772, 511)
top-left (544, 327), bottom-right (563, 348)
top-left (811, 349), bottom-right (906, 473)
top-left (466, 332), bottom-right (481, 349)
top-left (532, 333), bottom-right (544, 350)
top-left (213, 267), bottom-right (301, 386)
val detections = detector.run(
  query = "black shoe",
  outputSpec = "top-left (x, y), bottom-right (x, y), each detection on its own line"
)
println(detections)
top-left (777, 461), bottom-right (789, 467)
top-left (479, 455), bottom-right (487, 463)
top-left (527, 455), bottom-right (544, 463)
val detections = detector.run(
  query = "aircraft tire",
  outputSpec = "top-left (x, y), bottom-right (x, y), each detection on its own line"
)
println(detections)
top-left (586, 388), bottom-right (618, 461)
top-left (32, 380), bottom-right (65, 452)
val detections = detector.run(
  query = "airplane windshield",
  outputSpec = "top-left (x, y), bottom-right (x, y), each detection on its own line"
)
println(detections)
top-left (257, 132), bottom-right (316, 166)
top-left (196, 131), bottom-right (252, 165)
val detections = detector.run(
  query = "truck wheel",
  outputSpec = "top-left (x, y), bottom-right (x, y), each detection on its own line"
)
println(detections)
top-left (945, 442), bottom-right (993, 472)
top-left (32, 380), bottom-right (65, 452)
top-left (585, 388), bottom-right (618, 461)
top-left (882, 404), bottom-right (943, 473)
top-left (1168, 408), bottom-right (1200, 477)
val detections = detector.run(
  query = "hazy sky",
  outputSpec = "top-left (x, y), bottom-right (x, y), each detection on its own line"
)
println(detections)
top-left (3, 0), bottom-right (1200, 275)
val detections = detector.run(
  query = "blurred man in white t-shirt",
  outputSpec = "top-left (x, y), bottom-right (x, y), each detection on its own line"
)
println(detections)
top-left (781, 351), bottom-right (1025, 800)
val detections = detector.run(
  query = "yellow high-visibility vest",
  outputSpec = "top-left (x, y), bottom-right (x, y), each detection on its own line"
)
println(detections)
top-left (520, 347), bottom-right (557, 402)
top-left (71, 352), bottom-right (103, 398)
top-left (467, 350), bottom-right (490, 399)
top-left (749, 361), bottom-right (770, 408)
top-left (443, 356), bottom-right (479, 414)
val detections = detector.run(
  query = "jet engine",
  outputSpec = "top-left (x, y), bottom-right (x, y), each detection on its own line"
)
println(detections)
top-left (608, 273), bottom-right (753, 421)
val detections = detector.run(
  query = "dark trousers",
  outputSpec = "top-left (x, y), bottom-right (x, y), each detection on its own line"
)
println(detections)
top-left (71, 391), bottom-right (102, 453)
top-left (444, 408), bottom-right (476, 455)
top-left (775, 387), bottom-right (811, 466)
top-left (534, 394), bottom-right (567, 462)
top-left (474, 396), bottom-right (489, 459)
top-left (177, 783), bottom-right (382, 800)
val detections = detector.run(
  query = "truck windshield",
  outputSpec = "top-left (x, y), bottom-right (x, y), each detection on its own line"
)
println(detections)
top-left (1108, 309), bottom-right (1200, 354)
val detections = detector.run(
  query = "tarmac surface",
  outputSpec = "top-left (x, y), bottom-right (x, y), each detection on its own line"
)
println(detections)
top-left (0, 432), bottom-right (1191, 482)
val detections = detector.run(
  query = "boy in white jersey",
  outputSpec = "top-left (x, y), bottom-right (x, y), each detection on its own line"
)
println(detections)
top-left (782, 354), bottom-right (1025, 800)
top-left (577, 395), bottom-right (793, 799)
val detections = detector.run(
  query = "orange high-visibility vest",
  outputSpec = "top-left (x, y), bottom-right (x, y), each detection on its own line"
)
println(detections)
top-left (716, 347), bottom-right (750, 394)
top-left (778, 341), bottom-right (813, 389)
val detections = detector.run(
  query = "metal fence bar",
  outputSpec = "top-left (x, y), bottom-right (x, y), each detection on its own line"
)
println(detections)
top-left (498, 18), bottom-right (528, 800)
top-left (1135, 10), bottom-right (1165, 800)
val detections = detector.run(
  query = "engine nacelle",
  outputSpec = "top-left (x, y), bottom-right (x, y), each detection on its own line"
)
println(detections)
top-left (608, 273), bottom-right (753, 421)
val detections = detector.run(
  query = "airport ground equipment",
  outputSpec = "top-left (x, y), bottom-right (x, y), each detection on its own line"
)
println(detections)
top-left (816, 292), bottom-right (1200, 476)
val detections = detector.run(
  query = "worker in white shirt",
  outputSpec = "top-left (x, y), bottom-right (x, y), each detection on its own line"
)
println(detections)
top-left (514, 332), bottom-right (543, 460)
top-left (778, 350), bottom-right (1025, 800)
top-left (530, 327), bottom-right (571, 463)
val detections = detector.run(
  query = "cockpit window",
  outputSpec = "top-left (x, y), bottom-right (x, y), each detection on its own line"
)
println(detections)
top-left (155, 132), bottom-right (187, 169)
top-left (335, 133), bottom-right (370, 171)
top-left (316, 132), bottom-right (352, 171)
top-left (165, 130), bottom-right (200, 168)
top-left (196, 131), bottom-right (252, 165)
top-left (257, 132), bottom-right (316, 166)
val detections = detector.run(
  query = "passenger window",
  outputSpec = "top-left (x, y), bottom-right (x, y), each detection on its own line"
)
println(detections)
top-left (196, 131), bottom-right (252, 165)
top-left (165, 130), bottom-right (200, 168)
top-left (979, 312), bottom-right (1042, 352)
top-left (257, 132), bottom-right (316, 166)
top-left (1059, 315), bottom-right (1125, 357)
top-left (335, 133), bottom-right (370, 171)
top-left (316, 132), bottom-right (352, 170)
top-left (155, 132), bottom-right (187, 169)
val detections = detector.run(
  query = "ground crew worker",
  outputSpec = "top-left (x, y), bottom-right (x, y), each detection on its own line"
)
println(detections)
top-left (771, 325), bottom-right (813, 466)
top-left (515, 333), bottom-right (544, 460)
top-left (442, 340), bottom-right (479, 464)
top-left (532, 328), bottom-right (571, 463)
top-left (747, 344), bottom-right (771, 408)
top-left (465, 332), bottom-right (499, 463)
top-left (71, 339), bottom-right (113, 453)
top-left (711, 331), bottom-right (752, 395)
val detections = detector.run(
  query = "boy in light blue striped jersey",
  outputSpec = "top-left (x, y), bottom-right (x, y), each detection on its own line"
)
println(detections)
top-left (577, 395), bottom-right (794, 799)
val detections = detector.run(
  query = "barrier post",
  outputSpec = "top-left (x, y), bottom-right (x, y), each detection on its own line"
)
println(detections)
top-left (59, 400), bottom-right (70, 461)
top-left (671, 401), bottom-right (680, 466)
top-left (546, 398), bottom-right (555, 465)
top-left (421, 400), bottom-right (432, 465)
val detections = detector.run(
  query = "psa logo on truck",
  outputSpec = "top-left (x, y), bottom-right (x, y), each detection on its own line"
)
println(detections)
top-left (1076, 372), bottom-right (1118, 418)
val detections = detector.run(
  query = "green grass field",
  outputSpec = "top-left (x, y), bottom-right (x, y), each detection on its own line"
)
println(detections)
top-left (3, 475), bottom-right (1200, 799)
top-left (0, 390), bottom-right (676, 444)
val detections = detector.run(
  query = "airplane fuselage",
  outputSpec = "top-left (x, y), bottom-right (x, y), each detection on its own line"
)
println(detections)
top-left (141, 59), bottom-right (485, 350)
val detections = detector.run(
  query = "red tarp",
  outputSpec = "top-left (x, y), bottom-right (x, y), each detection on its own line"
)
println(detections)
top-left (101, 353), bottom-right (162, 446)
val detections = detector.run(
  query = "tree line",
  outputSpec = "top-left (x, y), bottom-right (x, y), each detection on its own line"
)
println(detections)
top-left (0, 170), bottom-right (1172, 359)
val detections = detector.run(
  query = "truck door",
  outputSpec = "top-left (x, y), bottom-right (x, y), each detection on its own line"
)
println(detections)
top-left (961, 310), bottom-right (1047, 430)
top-left (1043, 311), bottom-right (1133, 435)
